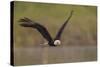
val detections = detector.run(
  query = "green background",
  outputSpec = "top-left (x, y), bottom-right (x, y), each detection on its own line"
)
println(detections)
top-left (13, 1), bottom-right (97, 66)
top-left (14, 1), bottom-right (97, 47)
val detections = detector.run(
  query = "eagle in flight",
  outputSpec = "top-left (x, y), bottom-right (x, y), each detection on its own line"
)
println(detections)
top-left (19, 10), bottom-right (73, 46)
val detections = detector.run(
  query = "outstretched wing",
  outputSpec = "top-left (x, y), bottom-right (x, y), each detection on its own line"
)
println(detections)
top-left (54, 10), bottom-right (73, 40)
top-left (19, 17), bottom-right (53, 44)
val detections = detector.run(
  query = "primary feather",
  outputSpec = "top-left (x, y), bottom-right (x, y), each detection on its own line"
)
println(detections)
top-left (54, 10), bottom-right (73, 40)
top-left (19, 17), bottom-right (55, 46)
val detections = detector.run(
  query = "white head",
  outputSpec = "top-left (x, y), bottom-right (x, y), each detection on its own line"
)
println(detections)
top-left (54, 40), bottom-right (61, 46)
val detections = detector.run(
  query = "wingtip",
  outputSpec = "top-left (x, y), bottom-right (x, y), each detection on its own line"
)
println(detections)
top-left (18, 18), bottom-right (25, 22)
top-left (71, 10), bottom-right (74, 14)
top-left (18, 17), bottom-right (32, 22)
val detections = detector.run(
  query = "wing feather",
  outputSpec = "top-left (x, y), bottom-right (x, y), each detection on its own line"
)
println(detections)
top-left (54, 10), bottom-right (73, 40)
top-left (19, 17), bottom-right (53, 44)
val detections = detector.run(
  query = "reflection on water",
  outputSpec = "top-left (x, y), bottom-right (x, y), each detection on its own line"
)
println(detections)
top-left (14, 46), bottom-right (97, 66)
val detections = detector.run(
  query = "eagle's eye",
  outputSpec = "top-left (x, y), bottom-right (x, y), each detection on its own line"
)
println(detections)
top-left (54, 40), bottom-right (61, 45)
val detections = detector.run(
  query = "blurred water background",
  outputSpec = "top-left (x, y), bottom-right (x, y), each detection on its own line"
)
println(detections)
top-left (13, 1), bottom-right (97, 66)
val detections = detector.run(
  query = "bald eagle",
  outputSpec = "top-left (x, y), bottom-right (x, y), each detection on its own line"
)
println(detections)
top-left (19, 10), bottom-right (73, 46)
